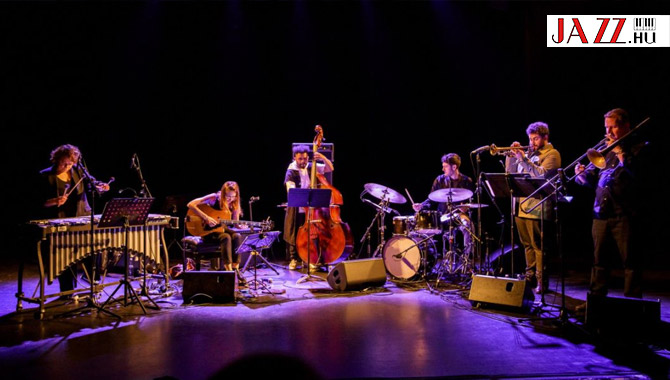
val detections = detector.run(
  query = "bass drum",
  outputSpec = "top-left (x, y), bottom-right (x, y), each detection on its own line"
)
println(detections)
top-left (382, 234), bottom-right (436, 280)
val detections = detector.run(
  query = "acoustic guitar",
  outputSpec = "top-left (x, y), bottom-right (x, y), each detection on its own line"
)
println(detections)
top-left (185, 204), bottom-right (273, 237)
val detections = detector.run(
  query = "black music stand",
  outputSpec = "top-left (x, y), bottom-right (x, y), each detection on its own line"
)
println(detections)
top-left (483, 173), bottom-right (555, 276)
top-left (288, 188), bottom-right (332, 284)
top-left (241, 230), bottom-right (281, 275)
top-left (236, 231), bottom-right (281, 294)
top-left (99, 197), bottom-right (157, 314)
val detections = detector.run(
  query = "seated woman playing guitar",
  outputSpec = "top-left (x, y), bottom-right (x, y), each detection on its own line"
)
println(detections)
top-left (187, 181), bottom-right (246, 282)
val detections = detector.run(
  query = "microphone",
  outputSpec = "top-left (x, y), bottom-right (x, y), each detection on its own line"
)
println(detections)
top-left (362, 198), bottom-right (398, 214)
top-left (249, 196), bottom-right (260, 203)
top-left (130, 153), bottom-right (138, 169)
top-left (471, 145), bottom-right (490, 154)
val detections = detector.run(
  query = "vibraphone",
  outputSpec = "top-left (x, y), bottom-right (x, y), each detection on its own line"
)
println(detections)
top-left (17, 214), bottom-right (178, 318)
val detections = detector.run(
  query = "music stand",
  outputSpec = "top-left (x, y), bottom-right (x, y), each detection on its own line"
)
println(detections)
top-left (99, 197), bottom-right (157, 314)
top-left (241, 231), bottom-right (281, 275)
top-left (236, 231), bottom-right (280, 294)
top-left (288, 188), bottom-right (332, 284)
top-left (483, 173), bottom-right (555, 276)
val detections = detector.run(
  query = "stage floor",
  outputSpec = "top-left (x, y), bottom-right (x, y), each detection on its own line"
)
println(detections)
top-left (1, 257), bottom-right (670, 380)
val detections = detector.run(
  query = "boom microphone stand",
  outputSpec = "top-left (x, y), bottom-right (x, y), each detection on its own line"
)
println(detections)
top-left (131, 153), bottom-right (152, 198)
top-left (63, 161), bottom-right (121, 319)
top-left (519, 169), bottom-right (569, 322)
top-left (359, 195), bottom-right (393, 258)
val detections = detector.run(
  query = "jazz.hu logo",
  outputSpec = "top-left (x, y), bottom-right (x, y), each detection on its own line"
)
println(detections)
top-left (547, 15), bottom-right (670, 47)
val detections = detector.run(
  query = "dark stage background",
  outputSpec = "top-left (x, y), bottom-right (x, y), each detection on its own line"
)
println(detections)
top-left (2, 1), bottom-right (668, 270)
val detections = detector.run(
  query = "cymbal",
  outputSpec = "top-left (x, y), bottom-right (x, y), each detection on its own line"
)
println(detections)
top-left (428, 188), bottom-right (473, 203)
top-left (458, 203), bottom-right (489, 209)
top-left (364, 183), bottom-right (407, 204)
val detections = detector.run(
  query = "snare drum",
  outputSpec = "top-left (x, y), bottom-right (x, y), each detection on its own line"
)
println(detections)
top-left (414, 210), bottom-right (441, 235)
top-left (382, 233), bottom-right (437, 280)
top-left (392, 216), bottom-right (411, 235)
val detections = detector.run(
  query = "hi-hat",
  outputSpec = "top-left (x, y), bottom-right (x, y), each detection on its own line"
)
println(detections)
top-left (428, 188), bottom-right (473, 203)
top-left (458, 203), bottom-right (489, 209)
top-left (364, 183), bottom-right (407, 204)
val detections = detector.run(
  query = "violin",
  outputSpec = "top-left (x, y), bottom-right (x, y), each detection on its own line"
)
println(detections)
top-left (296, 126), bottom-right (353, 264)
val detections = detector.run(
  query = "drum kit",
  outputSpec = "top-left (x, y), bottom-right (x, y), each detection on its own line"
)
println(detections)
top-left (361, 183), bottom-right (487, 282)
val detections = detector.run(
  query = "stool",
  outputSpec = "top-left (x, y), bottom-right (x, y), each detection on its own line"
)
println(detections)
top-left (182, 236), bottom-right (222, 271)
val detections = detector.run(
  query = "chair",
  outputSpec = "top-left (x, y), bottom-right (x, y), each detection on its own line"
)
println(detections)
top-left (181, 236), bottom-right (223, 271)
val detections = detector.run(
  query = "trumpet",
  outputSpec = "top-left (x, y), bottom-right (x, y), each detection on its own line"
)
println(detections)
top-left (489, 144), bottom-right (530, 156)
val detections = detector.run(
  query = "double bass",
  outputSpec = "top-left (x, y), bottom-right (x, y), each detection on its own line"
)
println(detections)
top-left (296, 125), bottom-right (354, 264)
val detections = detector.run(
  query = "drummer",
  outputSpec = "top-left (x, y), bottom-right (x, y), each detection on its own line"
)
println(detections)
top-left (412, 153), bottom-right (475, 213)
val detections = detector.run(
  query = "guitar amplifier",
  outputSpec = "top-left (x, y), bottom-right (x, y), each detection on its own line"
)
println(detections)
top-left (292, 142), bottom-right (334, 184)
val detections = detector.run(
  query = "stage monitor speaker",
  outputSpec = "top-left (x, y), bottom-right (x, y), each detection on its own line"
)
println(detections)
top-left (327, 258), bottom-right (387, 291)
top-left (292, 142), bottom-right (334, 184)
top-left (468, 275), bottom-right (534, 311)
top-left (182, 271), bottom-right (236, 304)
top-left (586, 293), bottom-right (660, 337)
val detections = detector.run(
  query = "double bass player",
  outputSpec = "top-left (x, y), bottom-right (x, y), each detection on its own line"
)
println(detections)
top-left (283, 144), bottom-right (334, 270)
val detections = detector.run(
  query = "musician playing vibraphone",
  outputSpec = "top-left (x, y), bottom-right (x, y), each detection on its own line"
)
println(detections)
top-left (36, 144), bottom-right (111, 294)
top-left (18, 214), bottom-right (177, 318)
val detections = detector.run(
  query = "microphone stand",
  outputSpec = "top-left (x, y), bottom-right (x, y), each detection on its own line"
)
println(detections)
top-left (473, 152), bottom-right (484, 273)
top-left (129, 154), bottom-right (165, 304)
top-left (64, 158), bottom-right (120, 319)
top-left (517, 169), bottom-right (570, 325)
top-left (358, 193), bottom-right (390, 258)
top-left (248, 197), bottom-right (259, 221)
top-left (478, 172), bottom-right (507, 275)
top-left (132, 154), bottom-right (152, 198)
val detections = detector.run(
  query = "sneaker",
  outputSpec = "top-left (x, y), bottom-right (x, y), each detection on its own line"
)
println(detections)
top-left (288, 259), bottom-right (298, 270)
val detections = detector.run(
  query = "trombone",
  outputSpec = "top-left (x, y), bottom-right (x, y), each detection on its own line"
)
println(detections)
top-left (521, 116), bottom-right (651, 212)
top-left (585, 116), bottom-right (651, 169)
top-left (518, 137), bottom-right (608, 213)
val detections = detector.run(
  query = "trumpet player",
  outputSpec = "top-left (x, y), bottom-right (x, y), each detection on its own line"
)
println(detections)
top-left (574, 108), bottom-right (650, 299)
top-left (505, 122), bottom-right (561, 294)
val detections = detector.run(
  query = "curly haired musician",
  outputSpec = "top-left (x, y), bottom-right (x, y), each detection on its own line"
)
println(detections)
top-left (187, 181), bottom-right (246, 280)
top-left (575, 108), bottom-right (650, 298)
top-left (505, 122), bottom-right (561, 294)
top-left (38, 144), bottom-right (110, 294)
